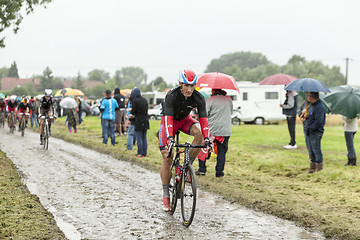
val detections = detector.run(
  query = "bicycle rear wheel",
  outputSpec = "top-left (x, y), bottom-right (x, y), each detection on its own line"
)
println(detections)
top-left (169, 161), bottom-right (179, 214)
top-left (180, 164), bottom-right (197, 227)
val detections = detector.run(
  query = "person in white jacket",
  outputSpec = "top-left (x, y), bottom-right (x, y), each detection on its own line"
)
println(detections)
top-left (343, 116), bottom-right (358, 166)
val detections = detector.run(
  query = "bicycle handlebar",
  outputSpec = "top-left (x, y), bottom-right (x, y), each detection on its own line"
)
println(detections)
top-left (167, 141), bottom-right (212, 159)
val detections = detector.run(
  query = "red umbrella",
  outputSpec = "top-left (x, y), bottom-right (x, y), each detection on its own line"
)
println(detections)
top-left (259, 74), bottom-right (298, 85)
top-left (196, 72), bottom-right (239, 93)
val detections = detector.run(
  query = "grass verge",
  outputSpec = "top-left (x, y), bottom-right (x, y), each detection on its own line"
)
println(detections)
top-left (0, 151), bottom-right (66, 239)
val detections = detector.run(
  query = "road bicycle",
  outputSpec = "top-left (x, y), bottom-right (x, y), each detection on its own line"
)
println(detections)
top-left (0, 110), bottom-right (5, 128)
top-left (167, 131), bottom-right (211, 227)
top-left (41, 112), bottom-right (51, 150)
top-left (19, 112), bottom-right (29, 137)
top-left (8, 111), bottom-right (16, 134)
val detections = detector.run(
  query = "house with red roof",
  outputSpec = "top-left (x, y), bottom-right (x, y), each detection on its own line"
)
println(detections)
top-left (1, 77), bottom-right (41, 91)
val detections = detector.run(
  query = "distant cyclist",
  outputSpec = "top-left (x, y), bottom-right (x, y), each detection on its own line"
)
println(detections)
top-left (6, 95), bottom-right (18, 126)
top-left (17, 96), bottom-right (31, 131)
top-left (158, 69), bottom-right (210, 211)
top-left (39, 89), bottom-right (55, 144)
top-left (0, 97), bottom-right (5, 114)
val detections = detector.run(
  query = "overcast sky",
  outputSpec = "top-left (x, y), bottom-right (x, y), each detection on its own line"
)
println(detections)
top-left (1, 0), bottom-right (360, 86)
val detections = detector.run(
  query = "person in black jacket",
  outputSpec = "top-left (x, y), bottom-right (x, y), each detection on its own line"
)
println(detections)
top-left (280, 90), bottom-right (298, 149)
top-left (113, 88), bottom-right (126, 135)
top-left (129, 87), bottom-right (149, 157)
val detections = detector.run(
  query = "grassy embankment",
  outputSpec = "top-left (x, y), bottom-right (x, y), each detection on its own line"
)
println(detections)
top-left (2, 114), bottom-right (360, 239)
top-left (0, 151), bottom-right (66, 239)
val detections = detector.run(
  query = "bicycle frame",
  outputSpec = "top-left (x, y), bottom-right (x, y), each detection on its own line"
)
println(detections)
top-left (168, 131), bottom-right (209, 227)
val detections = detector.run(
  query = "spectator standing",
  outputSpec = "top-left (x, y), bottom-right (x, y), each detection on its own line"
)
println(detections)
top-left (302, 92), bottom-right (326, 173)
top-left (126, 97), bottom-right (136, 150)
top-left (66, 107), bottom-right (78, 133)
top-left (196, 89), bottom-right (233, 177)
top-left (130, 87), bottom-right (149, 157)
top-left (113, 88), bottom-right (126, 135)
top-left (74, 96), bottom-right (82, 125)
top-left (29, 96), bottom-right (38, 127)
top-left (100, 90), bottom-right (119, 145)
top-left (280, 90), bottom-right (298, 149)
top-left (343, 116), bottom-right (358, 166)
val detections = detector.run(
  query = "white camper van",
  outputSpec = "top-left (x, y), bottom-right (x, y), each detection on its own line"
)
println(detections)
top-left (142, 91), bottom-right (167, 109)
top-left (228, 82), bottom-right (287, 125)
top-left (200, 82), bottom-right (287, 125)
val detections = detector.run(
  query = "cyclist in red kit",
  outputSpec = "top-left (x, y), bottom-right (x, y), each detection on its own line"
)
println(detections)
top-left (158, 70), bottom-right (210, 211)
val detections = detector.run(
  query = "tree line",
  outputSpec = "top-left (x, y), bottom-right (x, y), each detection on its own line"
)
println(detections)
top-left (0, 52), bottom-right (346, 98)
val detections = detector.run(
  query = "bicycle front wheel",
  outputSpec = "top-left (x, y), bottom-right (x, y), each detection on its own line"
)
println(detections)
top-left (21, 118), bottom-right (25, 137)
top-left (169, 161), bottom-right (179, 215)
top-left (44, 124), bottom-right (49, 150)
top-left (9, 116), bottom-right (14, 133)
top-left (180, 164), bottom-right (197, 227)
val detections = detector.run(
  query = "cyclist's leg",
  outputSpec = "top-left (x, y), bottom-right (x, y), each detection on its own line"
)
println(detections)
top-left (18, 113), bottom-right (23, 128)
top-left (159, 116), bottom-right (178, 211)
top-left (39, 109), bottom-right (45, 137)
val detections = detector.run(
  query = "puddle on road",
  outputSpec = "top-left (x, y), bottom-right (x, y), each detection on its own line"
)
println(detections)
top-left (0, 128), bottom-right (324, 239)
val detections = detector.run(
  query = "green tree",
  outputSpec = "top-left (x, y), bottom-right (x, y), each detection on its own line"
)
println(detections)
top-left (281, 56), bottom-right (346, 87)
top-left (72, 72), bottom-right (84, 90)
top-left (205, 51), bottom-right (271, 73)
top-left (153, 77), bottom-right (165, 86)
top-left (0, 67), bottom-right (9, 78)
top-left (0, 66), bottom-right (9, 87)
top-left (88, 69), bottom-right (110, 83)
top-left (8, 61), bottom-right (19, 78)
top-left (142, 83), bottom-right (153, 92)
top-left (114, 67), bottom-right (147, 87)
top-left (11, 85), bottom-right (29, 96)
top-left (0, 0), bottom-right (52, 48)
top-left (39, 66), bottom-right (54, 91)
top-left (85, 84), bottom-right (107, 99)
top-left (157, 82), bottom-right (166, 92)
top-left (287, 55), bottom-right (306, 65)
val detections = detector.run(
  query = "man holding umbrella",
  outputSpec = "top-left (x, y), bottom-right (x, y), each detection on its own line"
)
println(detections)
top-left (302, 92), bottom-right (326, 173)
top-left (285, 78), bottom-right (330, 173)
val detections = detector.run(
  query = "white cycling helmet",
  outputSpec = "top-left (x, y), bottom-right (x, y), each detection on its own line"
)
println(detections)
top-left (10, 95), bottom-right (16, 101)
top-left (179, 70), bottom-right (198, 85)
top-left (44, 89), bottom-right (52, 97)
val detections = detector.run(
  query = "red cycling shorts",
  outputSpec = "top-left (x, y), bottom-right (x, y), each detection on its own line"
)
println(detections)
top-left (18, 108), bottom-right (28, 114)
top-left (7, 107), bottom-right (16, 113)
top-left (158, 114), bottom-right (198, 150)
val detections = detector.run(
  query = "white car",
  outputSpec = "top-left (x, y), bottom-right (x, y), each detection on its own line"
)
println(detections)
top-left (148, 104), bottom-right (162, 120)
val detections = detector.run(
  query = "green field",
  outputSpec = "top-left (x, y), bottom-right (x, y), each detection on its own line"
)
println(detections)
top-left (2, 115), bottom-right (360, 239)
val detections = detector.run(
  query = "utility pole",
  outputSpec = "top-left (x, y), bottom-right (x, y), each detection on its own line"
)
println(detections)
top-left (344, 57), bottom-right (353, 84)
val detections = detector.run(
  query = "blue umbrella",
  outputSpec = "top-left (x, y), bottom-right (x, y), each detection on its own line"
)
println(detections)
top-left (284, 78), bottom-right (330, 92)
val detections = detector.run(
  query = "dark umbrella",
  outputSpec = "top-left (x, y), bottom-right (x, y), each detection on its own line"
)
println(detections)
top-left (259, 73), bottom-right (298, 85)
top-left (284, 78), bottom-right (330, 92)
top-left (324, 85), bottom-right (360, 119)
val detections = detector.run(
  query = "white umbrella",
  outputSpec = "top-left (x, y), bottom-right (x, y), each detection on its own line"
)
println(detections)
top-left (60, 97), bottom-right (78, 109)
